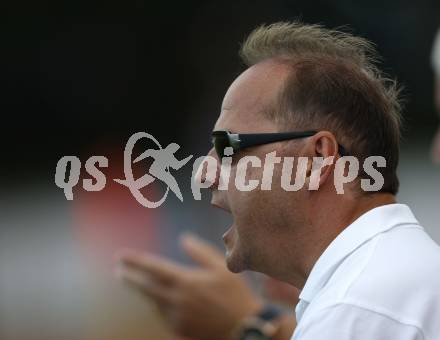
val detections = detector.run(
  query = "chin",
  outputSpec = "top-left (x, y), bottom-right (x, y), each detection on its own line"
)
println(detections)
top-left (226, 259), bottom-right (242, 273)
top-left (225, 249), bottom-right (246, 273)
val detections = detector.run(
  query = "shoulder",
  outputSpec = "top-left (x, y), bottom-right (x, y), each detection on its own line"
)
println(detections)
top-left (347, 225), bottom-right (440, 304)
top-left (292, 302), bottom-right (425, 340)
top-left (301, 225), bottom-right (440, 340)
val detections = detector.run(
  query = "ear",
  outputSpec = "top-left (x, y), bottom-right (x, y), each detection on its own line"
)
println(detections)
top-left (305, 131), bottom-right (339, 188)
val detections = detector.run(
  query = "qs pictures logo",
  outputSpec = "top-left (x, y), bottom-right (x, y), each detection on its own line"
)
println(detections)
top-left (55, 132), bottom-right (387, 208)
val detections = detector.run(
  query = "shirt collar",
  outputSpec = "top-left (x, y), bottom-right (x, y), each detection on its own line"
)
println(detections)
top-left (298, 203), bottom-right (420, 304)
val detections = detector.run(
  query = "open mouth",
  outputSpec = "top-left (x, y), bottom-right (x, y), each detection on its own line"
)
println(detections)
top-left (210, 200), bottom-right (234, 245)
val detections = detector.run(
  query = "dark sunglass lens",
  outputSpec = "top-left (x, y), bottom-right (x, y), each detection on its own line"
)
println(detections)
top-left (212, 132), bottom-right (230, 158)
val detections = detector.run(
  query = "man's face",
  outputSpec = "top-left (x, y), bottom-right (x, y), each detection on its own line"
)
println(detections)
top-left (209, 61), bottom-right (309, 275)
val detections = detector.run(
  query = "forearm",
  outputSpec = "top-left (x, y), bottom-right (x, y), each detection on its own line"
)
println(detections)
top-left (272, 314), bottom-right (296, 340)
top-left (230, 311), bottom-right (296, 340)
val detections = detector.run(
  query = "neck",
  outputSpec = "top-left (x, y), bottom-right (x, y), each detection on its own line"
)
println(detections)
top-left (286, 191), bottom-right (396, 289)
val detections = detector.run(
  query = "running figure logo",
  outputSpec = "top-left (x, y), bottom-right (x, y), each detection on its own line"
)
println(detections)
top-left (115, 132), bottom-right (193, 208)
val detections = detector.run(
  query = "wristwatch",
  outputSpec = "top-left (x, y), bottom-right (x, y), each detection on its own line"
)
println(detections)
top-left (234, 304), bottom-right (283, 340)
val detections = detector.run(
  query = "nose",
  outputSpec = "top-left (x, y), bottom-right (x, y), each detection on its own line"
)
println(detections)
top-left (194, 148), bottom-right (221, 190)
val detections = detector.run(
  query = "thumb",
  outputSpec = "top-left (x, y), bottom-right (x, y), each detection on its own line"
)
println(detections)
top-left (179, 233), bottom-right (225, 269)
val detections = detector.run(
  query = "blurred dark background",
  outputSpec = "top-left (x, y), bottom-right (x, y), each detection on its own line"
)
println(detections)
top-left (2, 0), bottom-right (440, 184)
top-left (1, 1), bottom-right (439, 340)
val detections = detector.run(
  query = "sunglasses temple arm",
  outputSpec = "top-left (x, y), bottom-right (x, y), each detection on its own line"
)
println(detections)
top-left (238, 132), bottom-right (316, 149)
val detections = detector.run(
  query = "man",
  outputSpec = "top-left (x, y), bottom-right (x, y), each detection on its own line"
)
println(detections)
top-left (117, 22), bottom-right (440, 339)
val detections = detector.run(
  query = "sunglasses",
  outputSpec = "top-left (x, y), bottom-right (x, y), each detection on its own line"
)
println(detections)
top-left (211, 130), bottom-right (347, 158)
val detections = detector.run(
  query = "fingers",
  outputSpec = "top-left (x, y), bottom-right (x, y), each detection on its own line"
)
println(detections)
top-left (116, 250), bottom-right (185, 285)
top-left (115, 266), bottom-right (172, 304)
top-left (180, 233), bottom-right (225, 269)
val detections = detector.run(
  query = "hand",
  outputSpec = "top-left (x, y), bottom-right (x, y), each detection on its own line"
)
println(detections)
top-left (431, 126), bottom-right (440, 164)
top-left (115, 233), bottom-right (263, 340)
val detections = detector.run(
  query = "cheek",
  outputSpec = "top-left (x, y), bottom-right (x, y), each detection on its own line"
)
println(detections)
top-left (231, 189), bottom-right (281, 239)
top-left (228, 159), bottom-right (302, 228)
top-left (228, 162), bottom-right (284, 215)
top-left (228, 164), bottom-right (263, 205)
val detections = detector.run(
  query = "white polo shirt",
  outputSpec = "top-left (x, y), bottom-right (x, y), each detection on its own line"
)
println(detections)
top-left (292, 204), bottom-right (440, 340)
